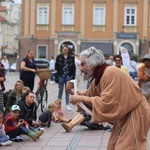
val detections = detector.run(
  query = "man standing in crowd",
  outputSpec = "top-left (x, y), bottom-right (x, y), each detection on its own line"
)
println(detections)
top-left (55, 45), bottom-right (76, 111)
top-left (49, 56), bottom-right (56, 84)
top-left (138, 54), bottom-right (150, 106)
top-left (67, 47), bottom-right (149, 149)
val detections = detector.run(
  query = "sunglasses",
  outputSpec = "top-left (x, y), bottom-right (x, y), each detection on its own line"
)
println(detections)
top-left (115, 59), bottom-right (121, 62)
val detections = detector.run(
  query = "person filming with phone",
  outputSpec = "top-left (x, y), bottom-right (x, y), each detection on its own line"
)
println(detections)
top-left (4, 105), bottom-right (42, 141)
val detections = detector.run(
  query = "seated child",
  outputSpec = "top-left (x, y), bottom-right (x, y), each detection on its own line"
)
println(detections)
top-left (39, 103), bottom-right (57, 127)
top-left (53, 100), bottom-right (71, 123)
top-left (22, 86), bottom-right (31, 96)
top-left (0, 111), bottom-right (12, 146)
top-left (4, 105), bottom-right (42, 141)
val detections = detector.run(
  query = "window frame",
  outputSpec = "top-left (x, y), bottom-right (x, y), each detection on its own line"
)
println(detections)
top-left (37, 45), bottom-right (48, 59)
top-left (93, 6), bottom-right (105, 26)
top-left (62, 6), bottom-right (74, 25)
top-left (37, 6), bottom-right (49, 25)
top-left (124, 7), bottom-right (137, 26)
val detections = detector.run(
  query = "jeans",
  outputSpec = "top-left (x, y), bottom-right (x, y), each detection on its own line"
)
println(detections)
top-left (7, 125), bottom-right (28, 138)
top-left (58, 76), bottom-right (72, 105)
top-left (50, 72), bottom-right (55, 81)
top-left (0, 135), bottom-right (9, 142)
top-left (129, 72), bottom-right (137, 80)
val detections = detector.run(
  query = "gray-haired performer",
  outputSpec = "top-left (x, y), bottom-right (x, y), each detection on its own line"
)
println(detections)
top-left (63, 47), bottom-right (150, 150)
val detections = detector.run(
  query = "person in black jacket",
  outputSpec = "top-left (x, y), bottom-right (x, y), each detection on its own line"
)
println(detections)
top-left (55, 45), bottom-right (76, 111)
top-left (17, 92), bottom-right (38, 127)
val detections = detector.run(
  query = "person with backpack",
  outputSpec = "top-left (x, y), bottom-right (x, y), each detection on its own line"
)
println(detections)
top-left (5, 80), bottom-right (24, 113)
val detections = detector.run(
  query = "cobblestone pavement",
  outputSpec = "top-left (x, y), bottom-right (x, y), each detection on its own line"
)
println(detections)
top-left (1, 72), bottom-right (150, 150)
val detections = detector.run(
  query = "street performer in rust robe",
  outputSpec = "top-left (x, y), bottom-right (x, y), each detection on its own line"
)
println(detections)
top-left (64, 47), bottom-right (150, 150)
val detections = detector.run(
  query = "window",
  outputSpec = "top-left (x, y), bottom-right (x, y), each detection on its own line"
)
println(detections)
top-left (38, 46), bottom-right (47, 58)
top-left (124, 8), bottom-right (136, 26)
top-left (37, 7), bottom-right (49, 24)
top-left (62, 7), bottom-right (74, 25)
top-left (93, 7), bottom-right (105, 25)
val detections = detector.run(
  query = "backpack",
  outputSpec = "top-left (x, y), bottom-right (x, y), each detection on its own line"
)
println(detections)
top-left (3, 89), bottom-right (12, 107)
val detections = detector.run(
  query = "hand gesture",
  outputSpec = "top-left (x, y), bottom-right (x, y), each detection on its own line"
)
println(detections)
top-left (77, 90), bottom-right (86, 95)
top-left (17, 120), bottom-right (24, 127)
top-left (66, 81), bottom-right (74, 90)
top-left (66, 81), bottom-right (74, 95)
top-left (70, 95), bottom-right (83, 105)
top-left (31, 69), bottom-right (36, 73)
top-left (32, 120), bottom-right (38, 127)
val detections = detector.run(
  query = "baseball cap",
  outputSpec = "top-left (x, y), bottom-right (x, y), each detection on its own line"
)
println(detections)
top-left (11, 105), bottom-right (20, 111)
top-left (141, 54), bottom-right (150, 62)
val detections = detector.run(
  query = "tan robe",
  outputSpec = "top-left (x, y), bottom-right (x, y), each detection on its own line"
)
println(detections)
top-left (83, 66), bottom-right (150, 150)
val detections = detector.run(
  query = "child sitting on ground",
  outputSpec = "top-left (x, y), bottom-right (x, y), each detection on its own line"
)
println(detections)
top-left (0, 111), bottom-right (12, 146)
top-left (22, 86), bottom-right (31, 96)
top-left (53, 100), bottom-right (71, 123)
top-left (38, 103), bottom-right (57, 127)
top-left (4, 105), bottom-right (42, 142)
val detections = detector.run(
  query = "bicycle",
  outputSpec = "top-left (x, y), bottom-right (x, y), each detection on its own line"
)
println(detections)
top-left (36, 69), bottom-right (50, 112)
top-left (35, 80), bottom-right (48, 112)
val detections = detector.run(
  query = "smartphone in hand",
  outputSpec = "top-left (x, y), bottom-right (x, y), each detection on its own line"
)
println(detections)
top-left (19, 119), bottom-right (24, 123)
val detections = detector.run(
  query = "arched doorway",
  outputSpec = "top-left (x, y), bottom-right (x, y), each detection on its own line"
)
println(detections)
top-left (121, 43), bottom-right (133, 55)
top-left (60, 41), bottom-right (75, 55)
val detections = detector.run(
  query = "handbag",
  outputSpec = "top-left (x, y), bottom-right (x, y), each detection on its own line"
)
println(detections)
top-left (54, 72), bottom-right (58, 83)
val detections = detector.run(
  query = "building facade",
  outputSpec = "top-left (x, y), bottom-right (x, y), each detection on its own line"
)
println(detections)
top-left (0, 0), bottom-right (21, 65)
top-left (20, 0), bottom-right (150, 60)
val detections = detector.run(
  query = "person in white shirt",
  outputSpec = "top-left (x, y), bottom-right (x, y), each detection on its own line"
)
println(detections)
top-left (49, 56), bottom-right (56, 84)
top-left (1, 55), bottom-right (9, 75)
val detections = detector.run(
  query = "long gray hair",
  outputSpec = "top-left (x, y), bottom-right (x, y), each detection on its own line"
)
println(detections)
top-left (80, 47), bottom-right (106, 69)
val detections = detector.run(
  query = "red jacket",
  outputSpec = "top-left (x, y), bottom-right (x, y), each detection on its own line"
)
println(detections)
top-left (4, 115), bottom-right (28, 133)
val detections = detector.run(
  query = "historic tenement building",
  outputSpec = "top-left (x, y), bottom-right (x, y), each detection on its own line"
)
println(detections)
top-left (20, 0), bottom-right (150, 59)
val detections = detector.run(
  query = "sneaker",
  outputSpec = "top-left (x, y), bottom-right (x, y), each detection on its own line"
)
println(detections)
top-left (66, 105), bottom-right (71, 111)
top-left (10, 136), bottom-right (23, 142)
top-left (16, 136), bottom-right (23, 142)
top-left (1, 140), bottom-right (12, 146)
top-left (103, 125), bottom-right (112, 132)
top-left (85, 121), bottom-right (104, 130)
top-left (39, 127), bottom-right (44, 134)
